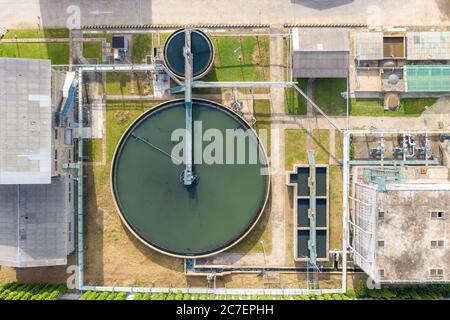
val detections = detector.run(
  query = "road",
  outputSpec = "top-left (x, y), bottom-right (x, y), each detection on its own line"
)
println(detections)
top-left (0, 0), bottom-right (448, 29)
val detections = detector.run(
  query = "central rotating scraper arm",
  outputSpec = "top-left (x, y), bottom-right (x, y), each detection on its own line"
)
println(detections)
top-left (182, 29), bottom-right (195, 185)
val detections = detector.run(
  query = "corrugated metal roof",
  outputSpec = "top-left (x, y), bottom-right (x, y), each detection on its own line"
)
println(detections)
top-left (293, 28), bottom-right (350, 52)
top-left (0, 176), bottom-right (70, 267)
top-left (0, 58), bottom-right (52, 185)
top-left (355, 32), bottom-right (384, 60)
top-left (404, 65), bottom-right (450, 92)
top-left (293, 51), bottom-right (349, 78)
top-left (407, 32), bottom-right (450, 60)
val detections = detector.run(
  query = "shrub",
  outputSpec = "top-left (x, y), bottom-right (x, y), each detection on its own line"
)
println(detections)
top-left (174, 292), bottom-right (183, 300)
top-left (346, 290), bottom-right (356, 299)
top-left (97, 292), bottom-right (110, 300)
top-left (114, 292), bottom-right (127, 300)
top-left (354, 280), bottom-right (367, 298)
top-left (332, 294), bottom-right (343, 300)
top-left (142, 293), bottom-right (151, 300)
top-left (166, 292), bottom-right (176, 300)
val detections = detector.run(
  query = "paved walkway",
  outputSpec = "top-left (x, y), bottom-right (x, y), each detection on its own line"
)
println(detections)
top-left (0, 0), bottom-right (447, 28)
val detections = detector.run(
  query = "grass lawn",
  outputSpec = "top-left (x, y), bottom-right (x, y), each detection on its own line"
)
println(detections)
top-left (254, 99), bottom-right (271, 116)
top-left (152, 32), bottom-right (171, 47)
top-left (401, 98), bottom-right (437, 115)
top-left (3, 28), bottom-right (69, 39)
top-left (83, 42), bottom-right (102, 62)
top-left (349, 98), bottom-right (383, 116)
top-left (329, 165), bottom-right (343, 250)
top-left (285, 78), bottom-right (308, 115)
top-left (105, 101), bottom-right (160, 161)
top-left (205, 35), bottom-right (270, 82)
top-left (83, 139), bottom-right (103, 163)
top-left (253, 99), bottom-right (271, 157)
top-left (312, 129), bottom-right (330, 164)
top-left (106, 73), bottom-right (135, 95)
top-left (0, 43), bottom-right (69, 64)
top-left (86, 101), bottom-right (160, 192)
top-left (349, 98), bottom-right (437, 116)
top-left (285, 129), bottom-right (308, 169)
top-left (132, 34), bottom-right (152, 63)
top-left (312, 78), bottom-right (347, 116)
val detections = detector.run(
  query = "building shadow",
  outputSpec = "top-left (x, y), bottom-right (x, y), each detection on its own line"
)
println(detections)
top-left (291, 0), bottom-right (354, 10)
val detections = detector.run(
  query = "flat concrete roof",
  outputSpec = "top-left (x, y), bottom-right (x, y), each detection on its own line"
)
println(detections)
top-left (355, 32), bottom-right (384, 60)
top-left (407, 32), bottom-right (450, 60)
top-left (293, 28), bottom-right (350, 52)
top-left (353, 166), bottom-right (450, 283)
top-left (0, 58), bottom-right (52, 185)
top-left (0, 176), bottom-right (71, 267)
top-left (376, 188), bottom-right (450, 282)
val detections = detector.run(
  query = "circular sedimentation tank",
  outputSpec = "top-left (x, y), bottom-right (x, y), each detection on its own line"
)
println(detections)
top-left (111, 99), bottom-right (270, 258)
top-left (163, 29), bottom-right (214, 79)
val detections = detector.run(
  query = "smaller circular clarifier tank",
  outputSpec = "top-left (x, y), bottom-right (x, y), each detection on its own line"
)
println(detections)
top-left (164, 29), bottom-right (214, 79)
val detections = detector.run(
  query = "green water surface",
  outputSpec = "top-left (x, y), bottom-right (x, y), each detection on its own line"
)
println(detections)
top-left (112, 100), bottom-right (269, 256)
top-left (164, 29), bottom-right (213, 78)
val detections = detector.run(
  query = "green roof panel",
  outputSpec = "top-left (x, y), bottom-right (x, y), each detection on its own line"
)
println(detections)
top-left (404, 65), bottom-right (450, 92)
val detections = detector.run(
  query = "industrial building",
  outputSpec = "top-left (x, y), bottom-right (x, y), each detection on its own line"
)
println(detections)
top-left (292, 27), bottom-right (350, 78)
top-left (0, 58), bottom-right (74, 267)
top-left (349, 133), bottom-right (450, 283)
top-left (351, 31), bottom-right (450, 108)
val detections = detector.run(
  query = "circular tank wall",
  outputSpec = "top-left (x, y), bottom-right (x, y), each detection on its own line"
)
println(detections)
top-left (111, 99), bottom-right (270, 258)
top-left (163, 29), bottom-right (214, 79)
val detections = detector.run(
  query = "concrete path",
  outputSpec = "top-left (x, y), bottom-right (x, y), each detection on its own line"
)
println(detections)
top-left (0, 0), bottom-right (448, 28)
top-left (266, 28), bottom-right (287, 266)
top-left (329, 129), bottom-right (338, 165)
top-left (271, 113), bottom-right (450, 131)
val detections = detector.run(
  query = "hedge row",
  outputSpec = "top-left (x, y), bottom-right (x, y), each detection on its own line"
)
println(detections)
top-left (131, 292), bottom-right (352, 300)
top-left (0, 282), bottom-right (67, 300)
top-left (130, 283), bottom-right (450, 300)
top-left (80, 291), bottom-right (127, 300)
top-left (351, 282), bottom-right (450, 300)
